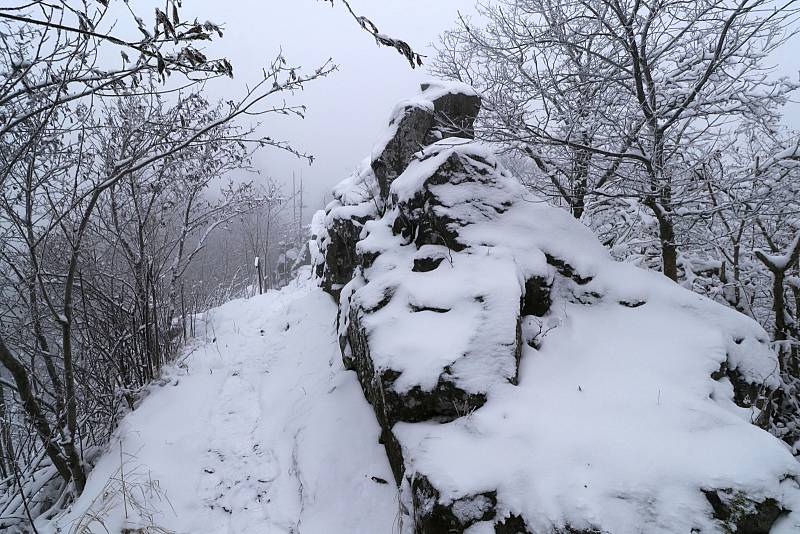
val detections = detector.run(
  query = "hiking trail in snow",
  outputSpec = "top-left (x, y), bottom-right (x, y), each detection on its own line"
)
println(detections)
top-left (43, 276), bottom-right (398, 534)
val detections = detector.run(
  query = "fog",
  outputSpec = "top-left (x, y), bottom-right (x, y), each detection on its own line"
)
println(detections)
top-left (169, 0), bottom-right (471, 214)
top-left (102, 1), bottom-right (800, 215)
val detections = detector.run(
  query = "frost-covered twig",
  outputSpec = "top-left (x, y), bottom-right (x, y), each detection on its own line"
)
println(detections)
top-left (326, 0), bottom-right (423, 68)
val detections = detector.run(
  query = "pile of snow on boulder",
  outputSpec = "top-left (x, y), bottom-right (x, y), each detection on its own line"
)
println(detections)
top-left (310, 82), bottom-right (800, 534)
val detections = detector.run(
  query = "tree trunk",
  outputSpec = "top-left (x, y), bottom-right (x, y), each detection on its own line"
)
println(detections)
top-left (0, 335), bottom-right (73, 485)
top-left (772, 270), bottom-right (788, 373)
top-left (644, 195), bottom-right (679, 282)
top-left (659, 215), bottom-right (678, 282)
top-left (755, 239), bottom-right (800, 375)
top-left (790, 282), bottom-right (800, 377)
top-left (60, 313), bottom-right (87, 493)
top-left (571, 146), bottom-right (591, 219)
top-left (0, 378), bottom-right (14, 484)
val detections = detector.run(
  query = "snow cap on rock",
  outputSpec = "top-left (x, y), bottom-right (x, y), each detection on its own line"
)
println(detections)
top-left (313, 81), bottom-right (800, 534)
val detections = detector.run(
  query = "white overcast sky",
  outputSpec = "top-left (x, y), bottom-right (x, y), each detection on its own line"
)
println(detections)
top-left (171, 0), bottom-right (472, 214)
top-left (103, 1), bottom-right (800, 215)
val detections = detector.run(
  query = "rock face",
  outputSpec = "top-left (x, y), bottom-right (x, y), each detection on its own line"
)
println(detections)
top-left (311, 83), bottom-right (800, 533)
top-left (371, 103), bottom-right (433, 199)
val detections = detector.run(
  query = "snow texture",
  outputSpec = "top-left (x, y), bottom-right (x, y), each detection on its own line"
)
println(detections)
top-left (40, 273), bottom-right (398, 534)
top-left (41, 81), bottom-right (800, 534)
top-left (313, 82), bottom-right (800, 533)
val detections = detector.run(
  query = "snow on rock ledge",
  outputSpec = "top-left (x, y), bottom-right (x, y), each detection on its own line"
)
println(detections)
top-left (312, 82), bottom-right (800, 533)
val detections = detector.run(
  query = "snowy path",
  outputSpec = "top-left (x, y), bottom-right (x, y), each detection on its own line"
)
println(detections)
top-left (43, 278), bottom-right (398, 534)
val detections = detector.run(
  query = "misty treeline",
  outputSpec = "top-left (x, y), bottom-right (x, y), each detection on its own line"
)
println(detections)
top-left (0, 0), bottom-right (340, 527)
top-left (435, 0), bottom-right (800, 447)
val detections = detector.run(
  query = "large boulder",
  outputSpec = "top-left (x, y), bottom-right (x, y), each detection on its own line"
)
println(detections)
top-left (311, 83), bottom-right (800, 533)
top-left (313, 83), bottom-right (481, 300)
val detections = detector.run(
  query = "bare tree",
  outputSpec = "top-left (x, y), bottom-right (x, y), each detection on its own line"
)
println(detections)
top-left (0, 1), bottom-right (334, 525)
top-left (435, 0), bottom-right (800, 280)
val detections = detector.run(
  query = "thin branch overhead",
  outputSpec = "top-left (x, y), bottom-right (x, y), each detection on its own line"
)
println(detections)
top-left (327, 0), bottom-right (424, 68)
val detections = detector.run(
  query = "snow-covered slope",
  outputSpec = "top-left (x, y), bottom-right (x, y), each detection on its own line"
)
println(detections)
top-left (41, 274), bottom-right (398, 534)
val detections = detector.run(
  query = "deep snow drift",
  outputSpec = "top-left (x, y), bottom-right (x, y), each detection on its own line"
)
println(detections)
top-left (312, 82), bottom-right (800, 533)
top-left (41, 274), bottom-right (398, 534)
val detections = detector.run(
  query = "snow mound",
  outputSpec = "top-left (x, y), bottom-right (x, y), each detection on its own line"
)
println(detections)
top-left (312, 82), bottom-right (800, 533)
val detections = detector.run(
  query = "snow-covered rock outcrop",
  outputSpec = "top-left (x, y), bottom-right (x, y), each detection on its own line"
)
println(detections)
top-left (312, 83), bottom-right (800, 533)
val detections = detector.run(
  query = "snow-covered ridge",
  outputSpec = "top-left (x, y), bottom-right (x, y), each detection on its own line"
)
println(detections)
top-left (312, 82), bottom-right (800, 533)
